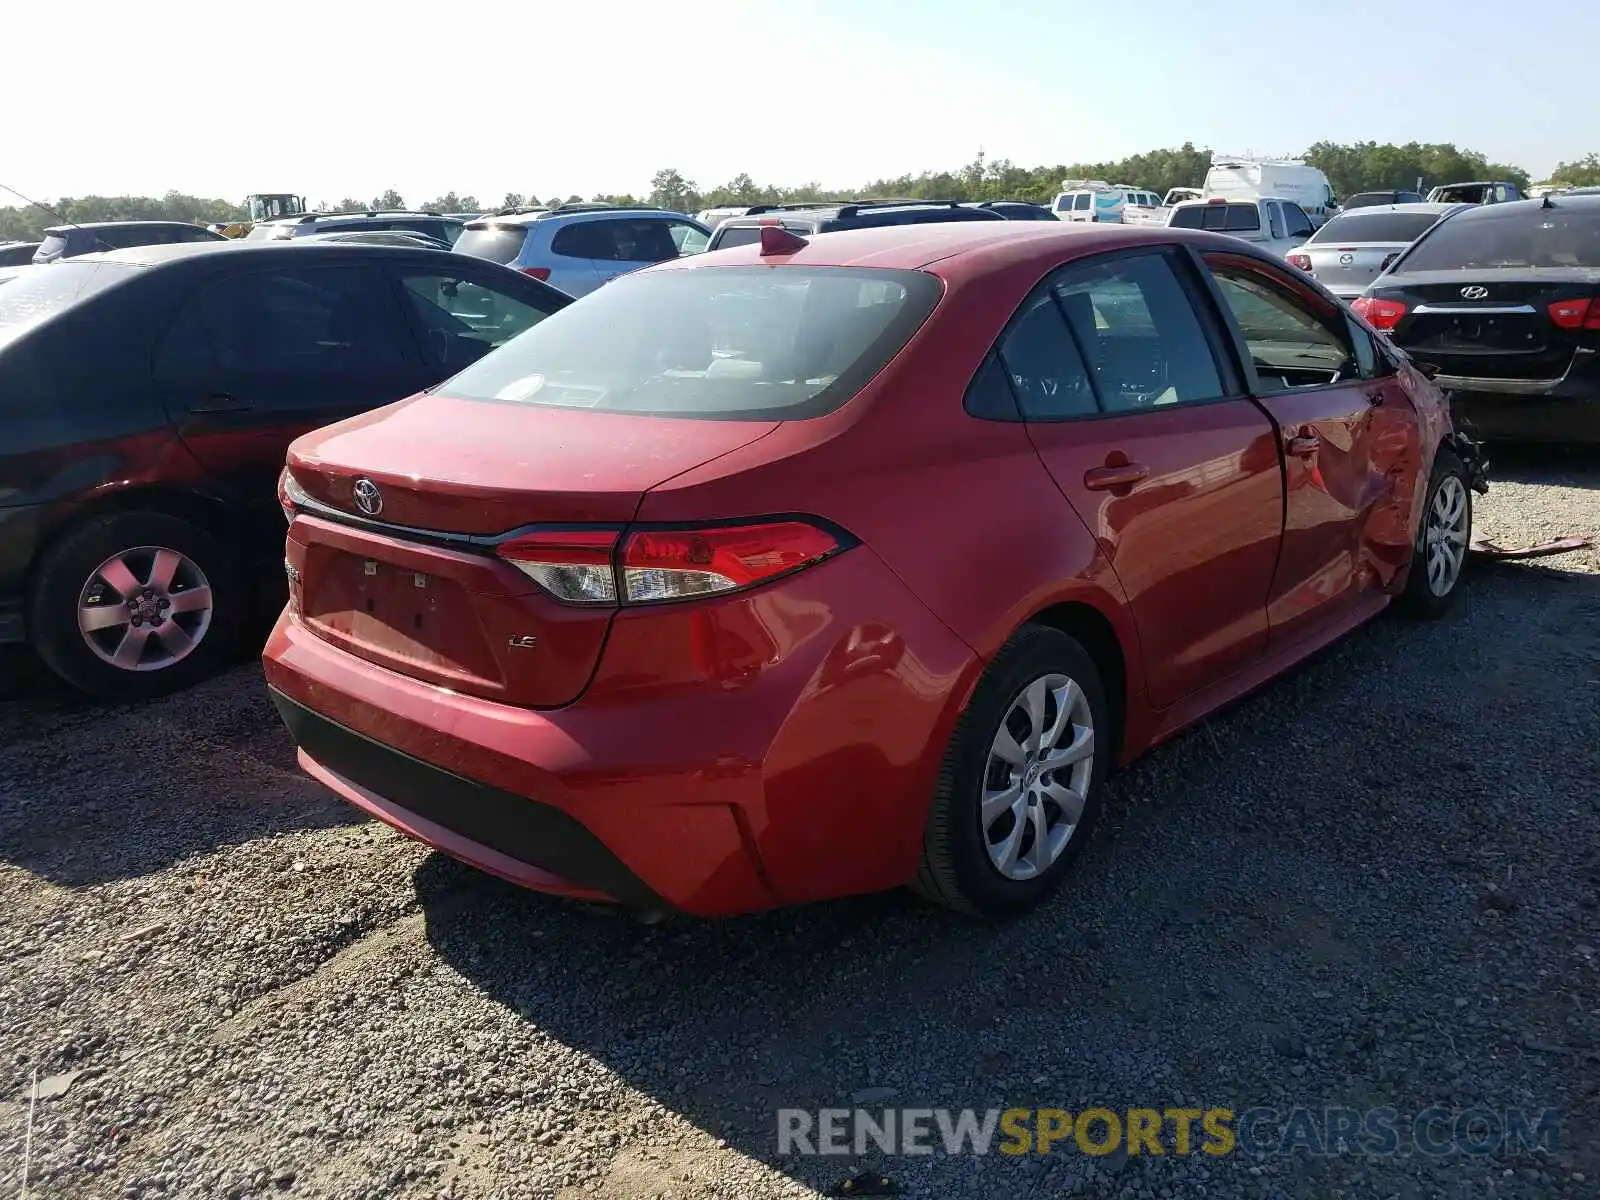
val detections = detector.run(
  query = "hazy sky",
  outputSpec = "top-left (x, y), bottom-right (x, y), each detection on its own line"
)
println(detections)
top-left (2, 0), bottom-right (1594, 207)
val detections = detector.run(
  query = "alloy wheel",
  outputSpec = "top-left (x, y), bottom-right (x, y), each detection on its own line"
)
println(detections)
top-left (77, 546), bottom-right (214, 672)
top-left (981, 673), bottom-right (1096, 881)
top-left (1424, 475), bottom-right (1469, 597)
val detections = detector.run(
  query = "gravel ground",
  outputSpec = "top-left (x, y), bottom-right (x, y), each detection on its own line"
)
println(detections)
top-left (2, 451), bottom-right (1597, 1200)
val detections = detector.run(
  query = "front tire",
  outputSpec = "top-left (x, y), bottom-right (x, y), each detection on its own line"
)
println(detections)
top-left (28, 511), bottom-right (245, 701)
top-left (1399, 448), bottom-right (1471, 618)
top-left (915, 625), bottom-right (1110, 917)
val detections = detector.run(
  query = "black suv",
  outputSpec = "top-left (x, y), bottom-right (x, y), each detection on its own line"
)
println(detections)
top-left (246, 209), bottom-right (466, 246)
top-left (33, 221), bottom-right (226, 264)
top-left (0, 240), bottom-right (569, 699)
top-left (706, 200), bottom-right (1006, 249)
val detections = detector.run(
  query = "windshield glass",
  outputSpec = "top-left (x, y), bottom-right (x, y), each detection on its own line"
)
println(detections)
top-left (1308, 211), bottom-right (1443, 245)
top-left (0, 261), bottom-right (135, 344)
top-left (439, 266), bottom-right (941, 420)
top-left (1400, 205), bottom-right (1600, 270)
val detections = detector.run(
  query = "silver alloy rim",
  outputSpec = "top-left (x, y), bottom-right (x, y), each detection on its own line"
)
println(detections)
top-left (981, 673), bottom-right (1096, 881)
top-left (77, 546), bottom-right (214, 672)
top-left (1424, 475), bottom-right (1469, 597)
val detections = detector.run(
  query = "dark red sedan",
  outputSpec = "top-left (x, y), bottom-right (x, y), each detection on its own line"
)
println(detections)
top-left (265, 220), bottom-right (1477, 917)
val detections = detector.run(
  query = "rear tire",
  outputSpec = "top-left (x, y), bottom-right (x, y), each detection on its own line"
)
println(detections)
top-left (28, 511), bottom-right (245, 701)
top-left (914, 625), bottom-right (1109, 917)
top-left (1399, 448), bottom-right (1471, 619)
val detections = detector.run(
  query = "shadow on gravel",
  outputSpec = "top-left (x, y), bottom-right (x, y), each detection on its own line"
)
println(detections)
top-left (417, 561), bottom-right (1600, 1197)
top-left (1481, 442), bottom-right (1600, 488)
top-left (0, 659), bottom-right (362, 887)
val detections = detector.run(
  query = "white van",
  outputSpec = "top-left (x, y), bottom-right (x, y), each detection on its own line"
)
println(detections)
top-left (1050, 181), bottom-right (1162, 224)
top-left (1203, 158), bottom-right (1339, 227)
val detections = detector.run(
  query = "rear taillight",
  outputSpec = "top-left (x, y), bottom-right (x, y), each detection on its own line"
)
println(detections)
top-left (1352, 296), bottom-right (1407, 331)
top-left (494, 519), bottom-right (846, 606)
top-left (621, 521), bottom-right (842, 603)
top-left (1287, 253), bottom-right (1312, 271)
top-left (277, 468), bottom-right (306, 523)
top-left (520, 266), bottom-right (551, 281)
top-left (1547, 297), bottom-right (1600, 330)
top-left (497, 529), bottom-right (620, 604)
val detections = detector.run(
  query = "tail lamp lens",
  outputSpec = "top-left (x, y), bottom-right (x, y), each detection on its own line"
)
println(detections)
top-left (520, 266), bottom-right (552, 281)
top-left (277, 468), bottom-right (307, 523)
top-left (621, 521), bottom-right (841, 602)
top-left (495, 520), bottom-right (845, 605)
top-left (497, 529), bottom-right (619, 604)
top-left (1547, 298), bottom-right (1598, 330)
top-left (1352, 296), bottom-right (1407, 331)
top-left (1287, 253), bottom-right (1313, 271)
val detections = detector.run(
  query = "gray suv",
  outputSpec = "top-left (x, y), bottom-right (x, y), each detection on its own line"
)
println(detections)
top-left (452, 204), bottom-right (711, 297)
top-left (706, 200), bottom-right (1006, 250)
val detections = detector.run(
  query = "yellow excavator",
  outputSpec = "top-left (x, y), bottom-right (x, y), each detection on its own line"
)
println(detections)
top-left (213, 193), bottom-right (307, 238)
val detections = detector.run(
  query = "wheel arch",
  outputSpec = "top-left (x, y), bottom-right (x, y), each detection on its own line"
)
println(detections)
top-left (24, 486), bottom-right (247, 604)
top-left (1025, 598), bottom-right (1131, 763)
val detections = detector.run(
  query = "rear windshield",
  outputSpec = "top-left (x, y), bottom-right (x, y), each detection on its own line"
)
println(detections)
top-left (438, 266), bottom-right (942, 420)
top-left (1307, 211), bottom-right (1442, 245)
top-left (1169, 203), bottom-right (1260, 232)
top-left (454, 223), bottom-right (529, 264)
top-left (1400, 205), bottom-right (1600, 270)
top-left (0, 261), bottom-right (134, 341)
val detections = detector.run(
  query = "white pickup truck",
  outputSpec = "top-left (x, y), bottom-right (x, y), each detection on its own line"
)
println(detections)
top-left (1121, 187), bottom-right (1203, 227)
top-left (1164, 196), bottom-right (1317, 259)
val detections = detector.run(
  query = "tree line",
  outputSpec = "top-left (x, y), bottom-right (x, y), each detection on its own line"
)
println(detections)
top-left (5, 143), bottom-right (1600, 242)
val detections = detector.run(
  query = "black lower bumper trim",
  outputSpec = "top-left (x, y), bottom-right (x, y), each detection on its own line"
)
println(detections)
top-left (269, 689), bottom-right (663, 908)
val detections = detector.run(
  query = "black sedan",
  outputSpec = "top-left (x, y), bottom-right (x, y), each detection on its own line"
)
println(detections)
top-left (1353, 194), bottom-right (1600, 442)
top-left (0, 240), bottom-right (570, 699)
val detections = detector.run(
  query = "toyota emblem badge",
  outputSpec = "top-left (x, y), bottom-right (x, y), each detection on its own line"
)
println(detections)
top-left (1460, 285), bottom-right (1489, 300)
top-left (352, 478), bottom-right (383, 517)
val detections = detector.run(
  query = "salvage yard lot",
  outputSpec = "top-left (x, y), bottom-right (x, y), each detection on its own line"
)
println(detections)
top-left (2, 456), bottom-right (1598, 1200)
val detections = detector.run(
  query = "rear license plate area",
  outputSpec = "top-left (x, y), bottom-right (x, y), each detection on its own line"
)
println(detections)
top-left (302, 548), bottom-right (502, 681)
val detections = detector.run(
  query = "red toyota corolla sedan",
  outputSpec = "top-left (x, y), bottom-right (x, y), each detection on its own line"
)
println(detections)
top-left (265, 220), bottom-right (1479, 918)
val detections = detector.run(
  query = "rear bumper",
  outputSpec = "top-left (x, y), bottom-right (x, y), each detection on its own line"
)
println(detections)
top-left (271, 689), bottom-right (662, 907)
top-left (1440, 350), bottom-right (1600, 441)
top-left (263, 546), bottom-right (980, 916)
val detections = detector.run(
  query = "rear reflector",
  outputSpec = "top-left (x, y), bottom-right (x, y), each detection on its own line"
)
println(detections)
top-left (497, 529), bottom-right (619, 604)
top-left (1351, 296), bottom-right (1407, 331)
top-left (1547, 297), bottom-right (1600, 330)
top-left (520, 266), bottom-right (552, 281)
top-left (495, 519), bottom-right (847, 606)
top-left (1287, 253), bottom-right (1312, 271)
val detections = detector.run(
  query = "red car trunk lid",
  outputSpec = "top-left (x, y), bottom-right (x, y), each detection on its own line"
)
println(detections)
top-left (284, 393), bottom-right (779, 706)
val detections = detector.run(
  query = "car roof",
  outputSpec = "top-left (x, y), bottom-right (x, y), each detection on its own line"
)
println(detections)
top-left (42, 220), bottom-right (207, 235)
top-left (65, 240), bottom-right (456, 268)
top-left (472, 206), bottom-right (688, 228)
top-left (1329, 202), bottom-right (1463, 217)
top-left (1441, 193), bottom-right (1600, 222)
top-left (665, 221), bottom-right (1266, 278)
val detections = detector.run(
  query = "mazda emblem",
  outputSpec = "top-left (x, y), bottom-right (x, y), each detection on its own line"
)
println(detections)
top-left (351, 478), bottom-right (383, 516)
top-left (1338, 253), bottom-right (1354, 266)
top-left (1460, 285), bottom-right (1489, 300)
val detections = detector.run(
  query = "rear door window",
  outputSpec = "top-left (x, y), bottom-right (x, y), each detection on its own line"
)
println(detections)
top-left (549, 221), bottom-right (613, 260)
top-left (1073, 194), bottom-right (1092, 212)
top-left (668, 221), bottom-right (709, 255)
top-left (996, 292), bottom-right (1097, 419)
top-left (394, 269), bottom-right (561, 371)
top-left (1053, 251), bottom-right (1224, 412)
top-left (1267, 203), bottom-right (1286, 240)
top-left (154, 265), bottom-right (413, 393)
